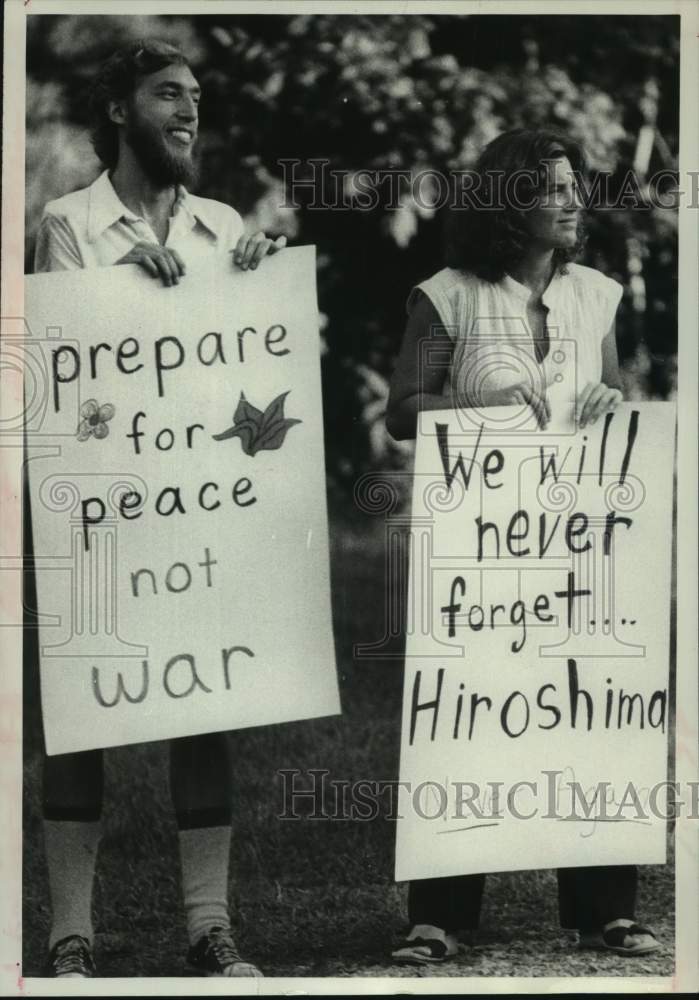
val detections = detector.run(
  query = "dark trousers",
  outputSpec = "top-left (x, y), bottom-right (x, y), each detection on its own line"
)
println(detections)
top-left (408, 865), bottom-right (638, 934)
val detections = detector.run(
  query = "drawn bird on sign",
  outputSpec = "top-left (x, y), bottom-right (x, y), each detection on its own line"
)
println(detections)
top-left (212, 391), bottom-right (302, 457)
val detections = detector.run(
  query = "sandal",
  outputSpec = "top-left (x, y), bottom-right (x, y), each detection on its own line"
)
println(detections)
top-left (601, 919), bottom-right (661, 956)
top-left (391, 924), bottom-right (458, 965)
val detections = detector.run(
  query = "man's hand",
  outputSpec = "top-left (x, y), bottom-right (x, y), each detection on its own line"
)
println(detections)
top-left (576, 382), bottom-right (622, 428)
top-left (233, 232), bottom-right (287, 271)
top-left (481, 382), bottom-right (551, 429)
top-left (116, 243), bottom-right (186, 287)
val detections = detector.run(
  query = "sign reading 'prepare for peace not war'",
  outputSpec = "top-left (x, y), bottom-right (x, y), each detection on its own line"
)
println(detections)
top-left (396, 401), bottom-right (675, 880)
top-left (25, 247), bottom-right (340, 756)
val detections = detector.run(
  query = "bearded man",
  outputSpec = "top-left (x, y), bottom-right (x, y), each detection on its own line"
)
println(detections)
top-left (33, 39), bottom-right (285, 978)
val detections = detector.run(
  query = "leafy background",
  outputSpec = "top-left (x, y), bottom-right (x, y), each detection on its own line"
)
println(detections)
top-left (23, 12), bottom-right (678, 978)
top-left (25, 12), bottom-right (679, 501)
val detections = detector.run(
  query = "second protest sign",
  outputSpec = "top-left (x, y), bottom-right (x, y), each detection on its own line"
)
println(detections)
top-left (396, 401), bottom-right (674, 879)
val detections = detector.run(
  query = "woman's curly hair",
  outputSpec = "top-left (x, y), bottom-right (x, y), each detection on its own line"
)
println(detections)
top-left (88, 39), bottom-right (190, 169)
top-left (446, 128), bottom-right (586, 282)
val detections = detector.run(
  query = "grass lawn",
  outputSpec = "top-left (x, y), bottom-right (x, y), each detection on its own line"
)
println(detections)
top-left (22, 508), bottom-right (675, 979)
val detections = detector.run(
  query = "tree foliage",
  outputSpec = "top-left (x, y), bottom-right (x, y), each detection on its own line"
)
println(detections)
top-left (25, 13), bottom-right (679, 496)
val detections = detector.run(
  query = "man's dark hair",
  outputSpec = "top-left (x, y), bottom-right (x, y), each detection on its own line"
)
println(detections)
top-left (88, 39), bottom-right (190, 169)
top-left (446, 127), bottom-right (586, 282)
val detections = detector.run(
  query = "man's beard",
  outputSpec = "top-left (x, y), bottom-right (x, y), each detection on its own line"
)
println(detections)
top-left (125, 114), bottom-right (199, 189)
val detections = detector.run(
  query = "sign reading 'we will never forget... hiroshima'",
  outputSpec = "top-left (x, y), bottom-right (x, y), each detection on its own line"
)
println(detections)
top-left (396, 400), bottom-right (675, 879)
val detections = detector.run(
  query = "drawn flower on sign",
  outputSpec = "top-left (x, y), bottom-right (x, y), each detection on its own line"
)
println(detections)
top-left (212, 391), bottom-right (302, 457)
top-left (77, 399), bottom-right (115, 441)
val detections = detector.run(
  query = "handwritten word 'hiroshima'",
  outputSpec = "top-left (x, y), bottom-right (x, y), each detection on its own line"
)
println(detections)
top-left (409, 660), bottom-right (667, 743)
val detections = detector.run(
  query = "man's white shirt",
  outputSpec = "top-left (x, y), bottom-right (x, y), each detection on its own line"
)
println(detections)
top-left (34, 169), bottom-right (245, 272)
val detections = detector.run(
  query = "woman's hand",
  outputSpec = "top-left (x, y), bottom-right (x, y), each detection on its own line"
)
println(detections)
top-left (576, 382), bottom-right (622, 428)
top-left (233, 232), bottom-right (287, 270)
top-left (481, 382), bottom-right (551, 429)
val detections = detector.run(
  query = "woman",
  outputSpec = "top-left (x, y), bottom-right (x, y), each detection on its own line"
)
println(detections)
top-left (386, 128), bottom-right (661, 964)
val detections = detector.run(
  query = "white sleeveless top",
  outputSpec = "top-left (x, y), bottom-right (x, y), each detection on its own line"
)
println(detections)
top-left (408, 263), bottom-right (623, 413)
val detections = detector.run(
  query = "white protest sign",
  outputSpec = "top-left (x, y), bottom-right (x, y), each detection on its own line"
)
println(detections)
top-left (395, 401), bottom-right (675, 880)
top-left (25, 247), bottom-right (340, 755)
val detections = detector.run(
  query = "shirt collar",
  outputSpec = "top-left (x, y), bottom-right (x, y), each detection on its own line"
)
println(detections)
top-left (502, 268), bottom-right (565, 308)
top-left (179, 190), bottom-right (222, 240)
top-left (87, 171), bottom-right (220, 243)
top-left (87, 171), bottom-right (140, 243)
